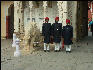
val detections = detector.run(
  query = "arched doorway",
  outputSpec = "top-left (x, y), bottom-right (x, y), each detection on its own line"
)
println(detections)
top-left (6, 3), bottom-right (14, 39)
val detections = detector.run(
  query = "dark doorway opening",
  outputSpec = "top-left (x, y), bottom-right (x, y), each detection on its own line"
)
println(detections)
top-left (6, 3), bottom-right (14, 39)
top-left (76, 1), bottom-right (88, 41)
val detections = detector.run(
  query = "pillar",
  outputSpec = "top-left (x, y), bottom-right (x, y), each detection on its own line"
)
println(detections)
top-left (23, 1), bottom-right (33, 43)
top-left (24, 1), bottom-right (33, 38)
top-left (72, 1), bottom-right (77, 40)
top-left (19, 1), bottom-right (24, 34)
top-left (57, 1), bottom-right (63, 24)
top-left (43, 1), bottom-right (48, 19)
top-left (63, 1), bottom-right (68, 26)
top-left (67, 1), bottom-right (73, 25)
top-left (24, 1), bottom-right (33, 37)
top-left (57, 1), bottom-right (68, 26)
top-left (29, 1), bottom-right (33, 22)
top-left (14, 1), bottom-right (20, 32)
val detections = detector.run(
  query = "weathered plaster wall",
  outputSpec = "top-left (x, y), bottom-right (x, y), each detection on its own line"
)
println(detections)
top-left (24, 1), bottom-right (59, 32)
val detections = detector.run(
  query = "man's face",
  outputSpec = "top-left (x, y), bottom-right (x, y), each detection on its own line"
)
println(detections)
top-left (45, 19), bottom-right (49, 22)
top-left (67, 23), bottom-right (70, 25)
top-left (55, 19), bottom-right (59, 22)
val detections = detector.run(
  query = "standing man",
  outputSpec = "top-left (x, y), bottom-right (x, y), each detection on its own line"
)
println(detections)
top-left (62, 19), bottom-right (73, 53)
top-left (51, 17), bottom-right (62, 52)
top-left (42, 17), bottom-right (51, 52)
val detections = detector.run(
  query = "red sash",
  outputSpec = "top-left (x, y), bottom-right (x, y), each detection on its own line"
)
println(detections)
top-left (62, 40), bottom-right (64, 49)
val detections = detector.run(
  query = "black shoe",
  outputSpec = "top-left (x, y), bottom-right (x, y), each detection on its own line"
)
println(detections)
top-left (66, 51), bottom-right (71, 53)
top-left (44, 50), bottom-right (46, 52)
top-left (66, 51), bottom-right (69, 53)
top-left (66, 51), bottom-right (67, 53)
top-left (68, 51), bottom-right (71, 53)
top-left (57, 50), bottom-right (60, 52)
top-left (60, 48), bottom-right (62, 50)
top-left (54, 50), bottom-right (57, 52)
top-left (47, 50), bottom-right (50, 52)
top-left (56, 50), bottom-right (58, 52)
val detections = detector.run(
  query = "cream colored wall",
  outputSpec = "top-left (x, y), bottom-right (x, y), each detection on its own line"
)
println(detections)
top-left (24, 1), bottom-right (59, 32)
top-left (1, 1), bottom-right (14, 38)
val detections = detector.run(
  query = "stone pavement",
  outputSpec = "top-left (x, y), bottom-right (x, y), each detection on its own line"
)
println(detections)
top-left (1, 32), bottom-right (93, 70)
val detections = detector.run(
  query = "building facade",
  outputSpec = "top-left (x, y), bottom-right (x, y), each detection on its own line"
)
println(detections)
top-left (1, 1), bottom-right (88, 42)
top-left (14, 1), bottom-right (77, 41)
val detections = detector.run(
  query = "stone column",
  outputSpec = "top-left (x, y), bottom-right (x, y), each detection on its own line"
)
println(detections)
top-left (14, 1), bottom-right (24, 38)
top-left (14, 1), bottom-right (20, 33)
top-left (72, 1), bottom-right (77, 40)
top-left (29, 1), bottom-right (33, 22)
top-left (23, 1), bottom-right (33, 46)
top-left (24, 1), bottom-right (33, 37)
top-left (67, 1), bottom-right (73, 25)
top-left (43, 1), bottom-right (47, 19)
top-left (63, 1), bottom-right (68, 26)
top-left (42, 1), bottom-right (47, 32)
top-left (57, 1), bottom-right (63, 25)
top-left (57, 1), bottom-right (68, 26)
top-left (19, 1), bottom-right (24, 34)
